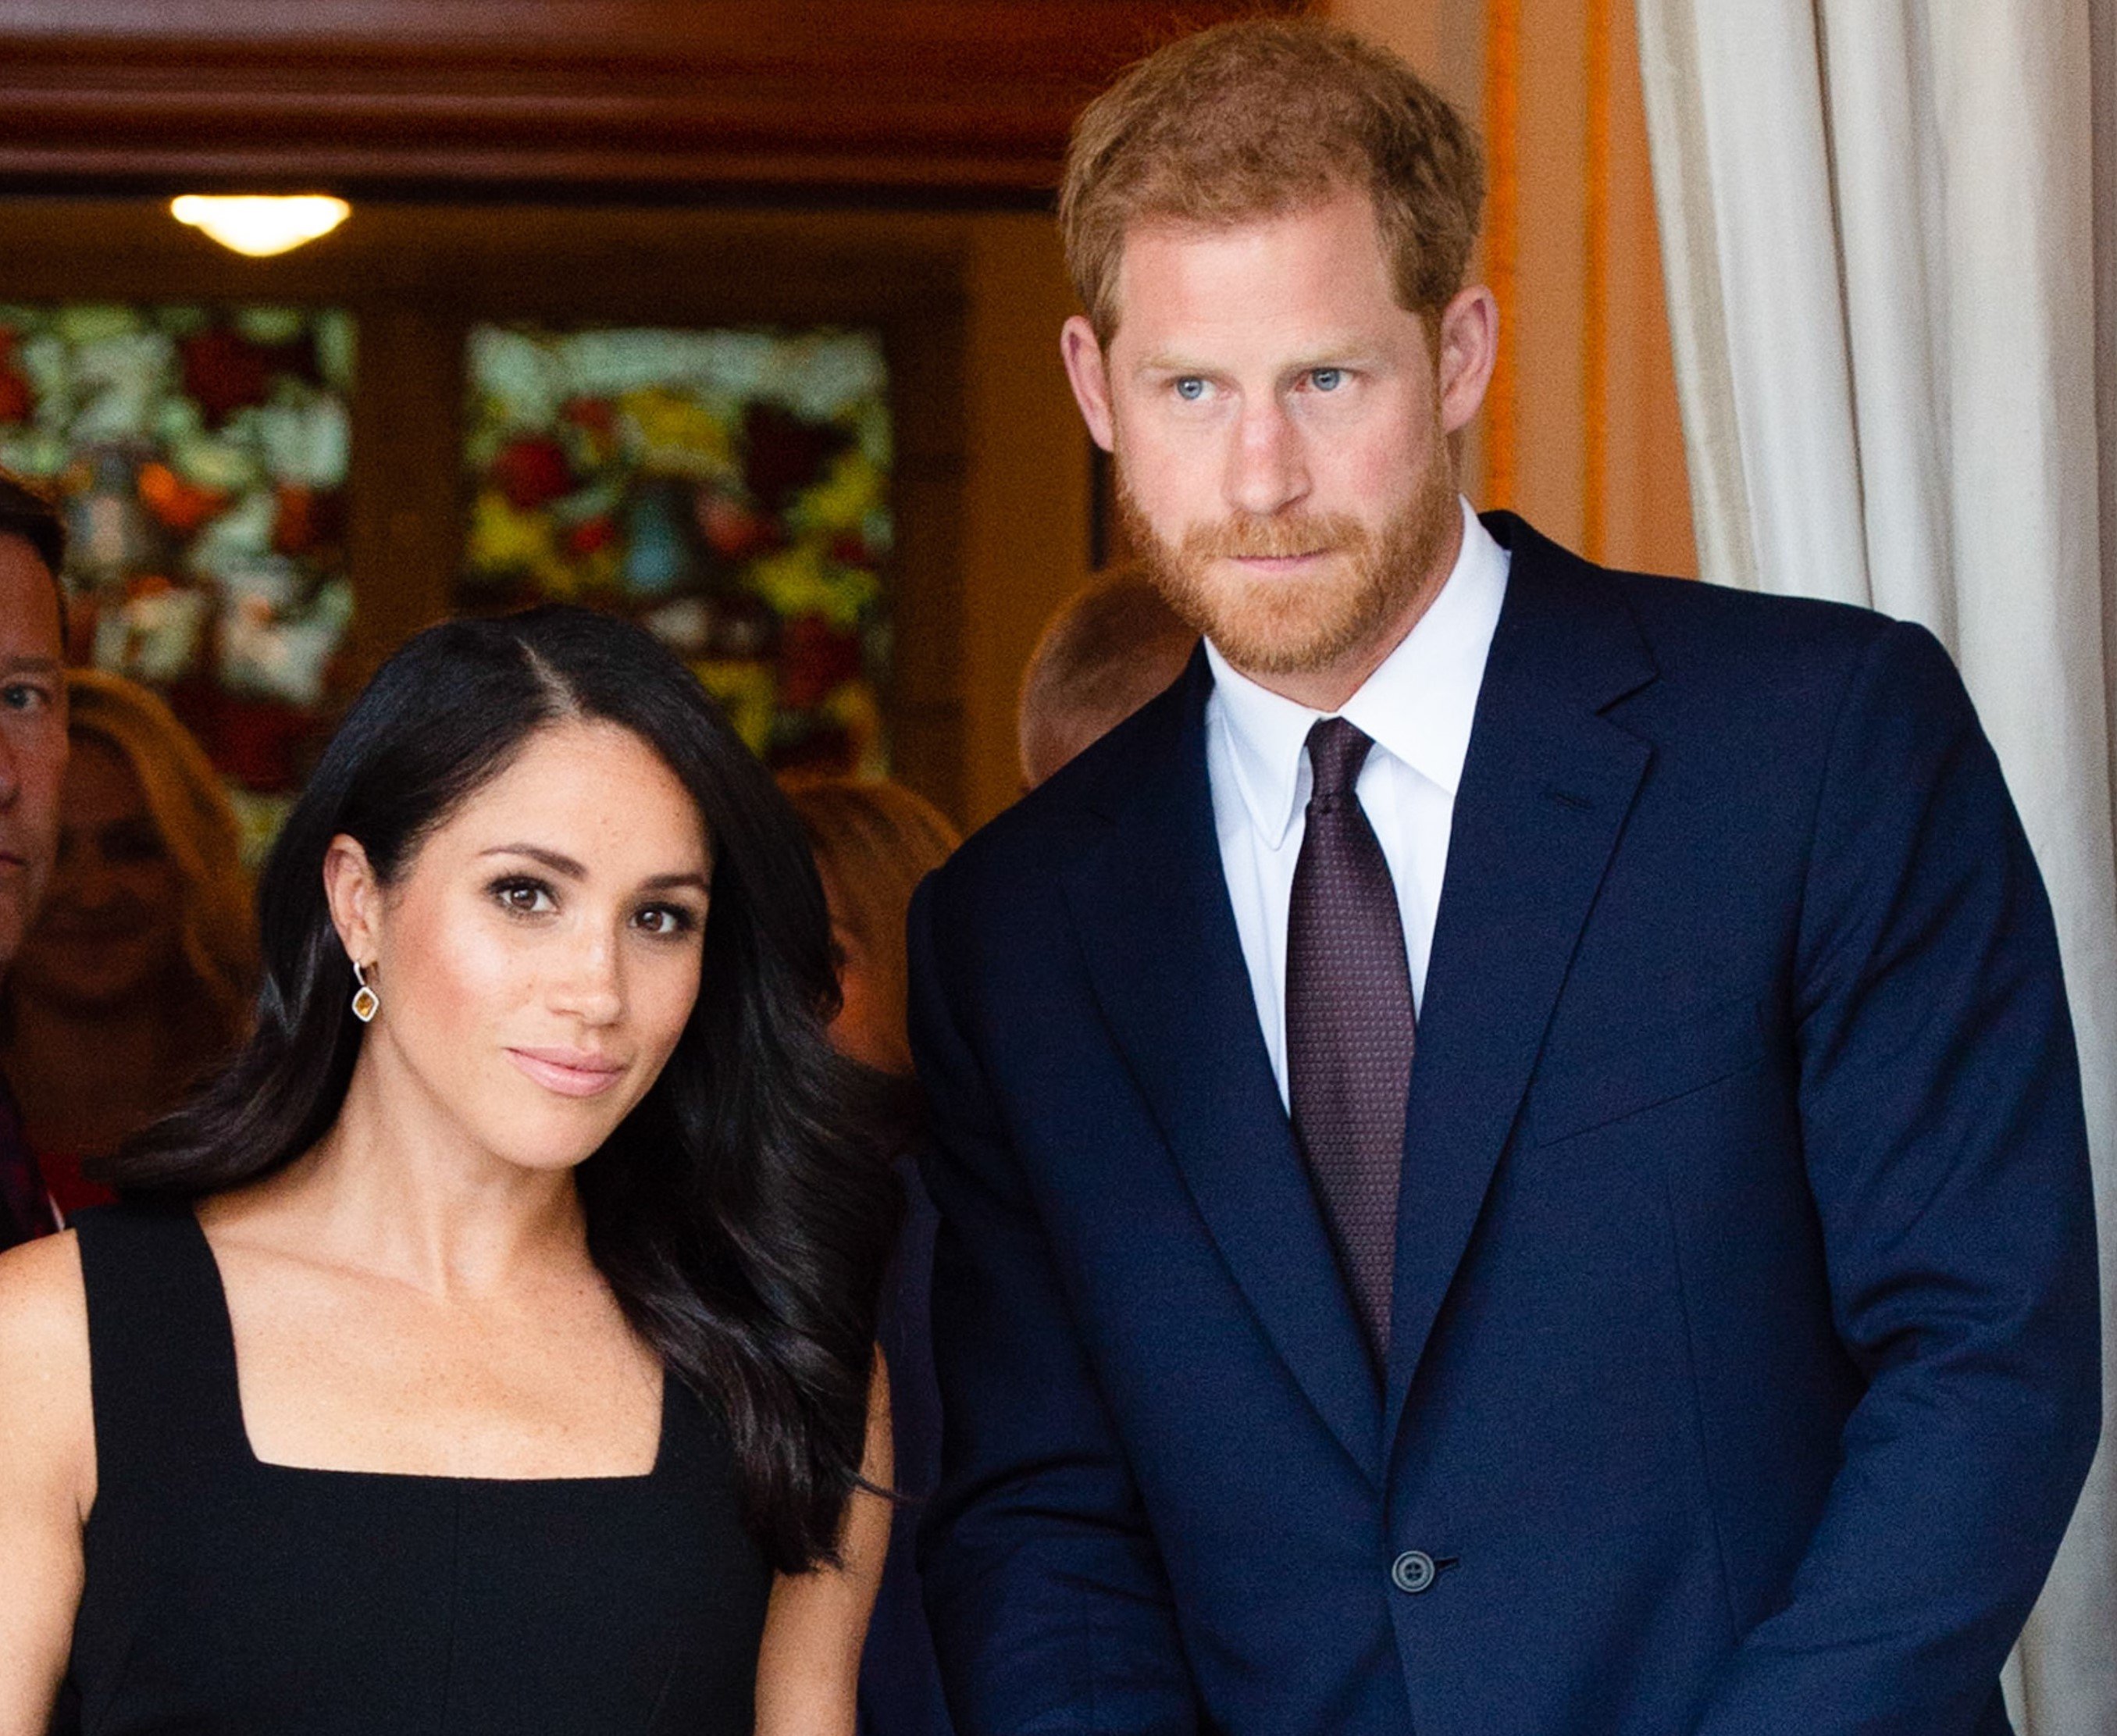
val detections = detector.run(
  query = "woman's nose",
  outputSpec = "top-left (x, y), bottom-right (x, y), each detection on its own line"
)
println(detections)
top-left (52, 838), bottom-right (119, 907)
top-left (551, 933), bottom-right (625, 1025)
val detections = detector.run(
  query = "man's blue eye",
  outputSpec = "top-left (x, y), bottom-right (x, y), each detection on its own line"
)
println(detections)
top-left (1311, 368), bottom-right (1345, 391)
top-left (1174, 378), bottom-right (1206, 401)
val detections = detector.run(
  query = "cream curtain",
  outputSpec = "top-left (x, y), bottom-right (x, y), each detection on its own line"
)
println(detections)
top-left (1634, 1), bottom-right (2117, 1731)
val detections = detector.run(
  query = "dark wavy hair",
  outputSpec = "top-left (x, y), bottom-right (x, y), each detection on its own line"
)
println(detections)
top-left (99, 607), bottom-right (903, 1572)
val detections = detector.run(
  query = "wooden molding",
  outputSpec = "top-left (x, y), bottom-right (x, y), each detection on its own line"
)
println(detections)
top-left (0, 0), bottom-right (1298, 198)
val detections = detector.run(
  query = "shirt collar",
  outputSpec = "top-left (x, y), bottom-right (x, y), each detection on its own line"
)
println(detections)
top-left (1203, 497), bottom-right (1509, 848)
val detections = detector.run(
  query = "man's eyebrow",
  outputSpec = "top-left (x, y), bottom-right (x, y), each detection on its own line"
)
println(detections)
top-left (1284, 345), bottom-right (1384, 371)
top-left (0, 655), bottom-right (61, 675)
top-left (1133, 343), bottom-right (1384, 376)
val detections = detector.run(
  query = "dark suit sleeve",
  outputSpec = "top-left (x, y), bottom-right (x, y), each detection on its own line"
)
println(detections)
top-left (907, 874), bottom-right (1201, 1736)
top-left (1691, 621), bottom-right (2101, 1734)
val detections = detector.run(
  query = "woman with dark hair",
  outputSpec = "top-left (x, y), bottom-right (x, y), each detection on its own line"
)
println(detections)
top-left (0, 607), bottom-right (902, 1734)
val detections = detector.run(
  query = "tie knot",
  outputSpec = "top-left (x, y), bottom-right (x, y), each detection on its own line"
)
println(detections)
top-left (1306, 716), bottom-right (1374, 801)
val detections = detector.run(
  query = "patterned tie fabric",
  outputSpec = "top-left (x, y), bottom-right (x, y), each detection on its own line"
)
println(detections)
top-left (0, 1070), bottom-right (52, 1250)
top-left (1286, 717), bottom-right (1416, 1363)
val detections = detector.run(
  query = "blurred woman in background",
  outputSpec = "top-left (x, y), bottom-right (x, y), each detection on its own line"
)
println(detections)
top-left (1, 668), bottom-right (256, 1217)
top-left (787, 779), bottom-right (960, 1078)
top-left (784, 775), bottom-right (961, 1736)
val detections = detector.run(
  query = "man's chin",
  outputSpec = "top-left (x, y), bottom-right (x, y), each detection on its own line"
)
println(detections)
top-left (1210, 629), bottom-right (1370, 679)
top-left (1188, 578), bottom-right (1381, 677)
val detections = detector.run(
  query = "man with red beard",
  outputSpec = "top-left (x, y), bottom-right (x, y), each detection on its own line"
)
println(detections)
top-left (907, 20), bottom-right (2095, 1736)
top-left (0, 476), bottom-right (68, 1250)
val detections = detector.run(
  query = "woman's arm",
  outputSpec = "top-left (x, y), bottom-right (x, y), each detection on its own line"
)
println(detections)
top-left (754, 1353), bottom-right (893, 1736)
top-left (0, 1232), bottom-right (94, 1736)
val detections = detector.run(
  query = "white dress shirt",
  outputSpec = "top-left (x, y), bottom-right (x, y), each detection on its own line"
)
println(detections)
top-left (1204, 497), bottom-right (1509, 1109)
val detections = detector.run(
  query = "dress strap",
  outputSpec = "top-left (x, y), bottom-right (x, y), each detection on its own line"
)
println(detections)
top-left (71, 1202), bottom-right (253, 1493)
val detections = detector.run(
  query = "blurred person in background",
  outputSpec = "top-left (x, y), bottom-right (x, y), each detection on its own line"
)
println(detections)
top-left (2, 668), bottom-right (258, 1219)
top-left (1017, 565), bottom-right (1196, 790)
top-left (788, 778), bottom-right (960, 1077)
top-left (0, 472), bottom-right (69, 1251)
top-left (784, 775), bottom-right (960, 1736)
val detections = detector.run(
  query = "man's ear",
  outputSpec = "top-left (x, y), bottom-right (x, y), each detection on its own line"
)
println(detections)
top-left (1434, 285), bottom-right (1500, 437)
top-left (1060, 315), bottom-right (1117, 453)
top-left (322, 833), bottom-right (383, 971)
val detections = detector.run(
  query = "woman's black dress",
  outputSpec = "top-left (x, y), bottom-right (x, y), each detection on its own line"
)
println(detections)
top-left (57, 1202), bottom-right (772, 1735)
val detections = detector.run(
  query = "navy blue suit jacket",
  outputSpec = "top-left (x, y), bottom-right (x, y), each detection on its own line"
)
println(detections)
top-left (907, 515), bottom-right (2099, 1736)
top-left (861, 1157), bottom-right (954, 1736)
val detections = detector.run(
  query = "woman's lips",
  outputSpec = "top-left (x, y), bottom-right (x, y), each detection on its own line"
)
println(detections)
top-left (505, 1046), bottom-right (627, 1099)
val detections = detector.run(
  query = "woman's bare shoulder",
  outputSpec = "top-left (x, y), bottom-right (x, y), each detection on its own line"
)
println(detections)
top-left (0, 1231), bottom-right (94, 1513)
top-left (0, 1230), bottom-right (86, 1338)
top-left (0, 1231), bottom-right (91, 1429)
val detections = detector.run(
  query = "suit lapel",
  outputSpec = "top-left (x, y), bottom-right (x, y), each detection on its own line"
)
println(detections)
top-left (1064, 654), bottom-right (1382, 1483)
top-left (1381, 516), bottom-right (1657, 1456)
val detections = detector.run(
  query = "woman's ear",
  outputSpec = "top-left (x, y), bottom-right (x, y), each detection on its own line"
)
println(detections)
top-left (322, 833), bottom-right (383, 970)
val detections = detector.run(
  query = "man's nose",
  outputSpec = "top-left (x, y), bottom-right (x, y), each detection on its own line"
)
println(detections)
top-left (1224, 397), bottom-right (1310, 519)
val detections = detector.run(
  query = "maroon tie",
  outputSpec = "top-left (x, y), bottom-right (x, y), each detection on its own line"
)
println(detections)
top-left (1286, 717), bottom-right (1414, 1363)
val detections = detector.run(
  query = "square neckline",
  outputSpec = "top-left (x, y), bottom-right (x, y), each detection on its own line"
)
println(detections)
top-left (181, 1206), bottom-right (672, 1487)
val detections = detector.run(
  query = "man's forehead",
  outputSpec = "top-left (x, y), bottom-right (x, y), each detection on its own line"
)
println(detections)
top-left (0, 533), bottom-right (64, 658)
top-left (1109, 241), bottom-right (1416, 370)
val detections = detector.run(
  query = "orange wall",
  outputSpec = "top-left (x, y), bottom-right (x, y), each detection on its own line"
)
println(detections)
top-left (1331, 0), bottom-right (1696, 576)
top-left (954, 216), bottom-right (1096, 825)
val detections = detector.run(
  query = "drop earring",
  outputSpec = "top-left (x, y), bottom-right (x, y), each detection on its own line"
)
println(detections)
top-left (350, 961), bottom-right (380, 1024)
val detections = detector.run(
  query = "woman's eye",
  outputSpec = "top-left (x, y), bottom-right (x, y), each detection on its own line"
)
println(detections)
top-left (633, 904), bottom-right (698, 938)
top-left (1309, 367), bottom-right (1345, 391)
top-left (493, 878), bottom-right (555, 915)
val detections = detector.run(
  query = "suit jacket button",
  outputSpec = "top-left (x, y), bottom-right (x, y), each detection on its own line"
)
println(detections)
top-left (1391, 1550), bottom-right (1437, 1595)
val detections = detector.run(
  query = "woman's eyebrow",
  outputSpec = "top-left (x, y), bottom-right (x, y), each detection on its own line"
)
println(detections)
top-left (479, 844), bottom-right (709, 895)
top-left (640, 871), bottom-right (711, 896)
top-left (478, 843), bottom-right (586, 879)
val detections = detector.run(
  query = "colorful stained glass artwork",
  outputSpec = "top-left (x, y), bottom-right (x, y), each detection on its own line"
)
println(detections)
top-left (462, 324), bottom-right (893, 777)
top-left (0, 302), bottom-right (355, 829)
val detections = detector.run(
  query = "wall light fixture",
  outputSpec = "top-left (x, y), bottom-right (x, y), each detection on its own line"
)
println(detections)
top-left (169, 194), bottom-right (351, 258)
